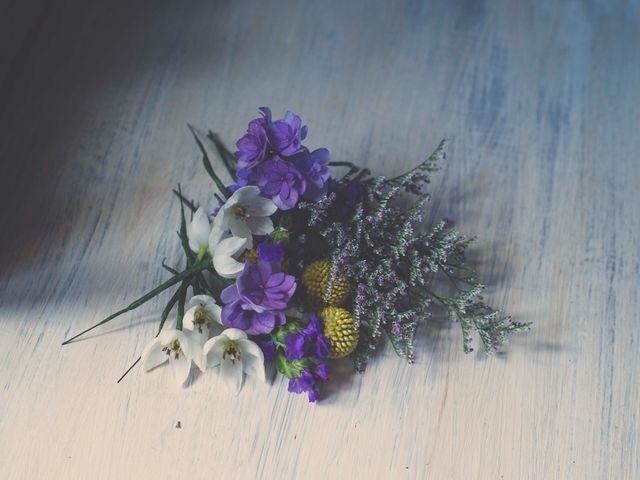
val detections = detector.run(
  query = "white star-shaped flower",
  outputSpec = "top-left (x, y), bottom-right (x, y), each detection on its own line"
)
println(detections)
top-left (141, 329), bottom-right (205, 386)
top-left (182, 294), bottom-right (222, 345)
top-left (213, 186), bottom-right (277, 249)
top-left (203, 328), bottom-right (265, 395)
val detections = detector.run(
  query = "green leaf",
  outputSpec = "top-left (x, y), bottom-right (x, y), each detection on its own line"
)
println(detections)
top-left (275, 352), bottom-right (310, 378)
top-left (156, 280), bottom-right (188, 336)
top-left (172, 189), bottom-right (198, 213)
top-left (207, 130), bottom-right (237, 180)
top-left (175, 286), bottom-right (187, 330)
top-left (187, 124), bottom-right (230, 198)
top-left (62, 259), bottom-right (210, 345)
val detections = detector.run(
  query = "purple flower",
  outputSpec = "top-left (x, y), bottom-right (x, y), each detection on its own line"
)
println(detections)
top-left (288, 369), bottom-right (315, 395)
top-left (256, 239), bottom-right (284, 265)
top-left (287, 362), bottom-right (331, 402)
top-left (284, 315), bottom-right (329, 361)
top-left (290, 148), bottom-right (331, 201)
top-left (256, 156), bottom-right (306, 210)
top-left (253, 335), bottom-right (277, 362)
top-left (220, 262), bottom-right (296, 335)
top-left (314, 362), bottom-right (330, 381)
top-left (266, 111), bottom-right (307, 156)
top-left (235, 112), bottom-right (269, 169)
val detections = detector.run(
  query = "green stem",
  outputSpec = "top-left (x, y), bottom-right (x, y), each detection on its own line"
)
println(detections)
top-left (62, 259), bottom-right (210, 345)
top-left (175, 287), bottom-right (187, 330)
top-left (187, 124), bottom-right (230, 198)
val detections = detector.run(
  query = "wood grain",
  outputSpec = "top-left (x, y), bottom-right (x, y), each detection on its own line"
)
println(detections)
top-left (1, 0), bottom-right (638, 478)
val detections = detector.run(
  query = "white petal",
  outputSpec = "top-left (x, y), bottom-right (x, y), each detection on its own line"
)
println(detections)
top-left (187, 294), bottom-right (217, 310)
top-left (141, 339), bottom-right (167, 371)
top-left (203, 336), bottom-right (226, 368)
top-left (213, 254), bottom-right (244, 279)
top-left (207, 303), bottom-right (222, 325)
top-left (228, 218), bottom-right (252, 245)
top-left (187, 325), bottom-right (209, 346)
top-left (186, 334), bottom-right (206, 372)
top-left (223, 328), bottom-right (248, 341)
top-left (182, 306), bottom-right (197, 331)
top-left (157, 329), bottom-right (182, 345)
top-left (220, 357), bottom-right (244, 395)
top-left (216, 235), bottom-right (248, 257)
top-left (246, 216), bottom-right (274, 236)
top-left (241, 353), bottom-right (265, 382)
top-left (208, 224), bottom-right (228, 250)
top-left (170, 355), bottom-right (191, 386)
top-left (238, 339), bottom-right (265, 382)
top-left (230, 186), bottom-right (260, 205)
top-left (213, 236), bottom-right (248, 278)
top-left (187, 207), bottom-right (211, 252)
top-left (246, 196), bottom-right (278, 217)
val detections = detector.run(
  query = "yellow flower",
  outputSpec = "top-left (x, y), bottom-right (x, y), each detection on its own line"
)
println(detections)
top-left (301, 260), bottom-right (349, 309)
top-left (320, 307), bottom-right (359, 359)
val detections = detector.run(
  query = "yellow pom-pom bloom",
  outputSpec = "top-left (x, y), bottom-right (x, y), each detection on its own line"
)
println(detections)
top-left (320, 307), bottom-right (359, 359)
top-left (301, 260), bottom-right (349, 308)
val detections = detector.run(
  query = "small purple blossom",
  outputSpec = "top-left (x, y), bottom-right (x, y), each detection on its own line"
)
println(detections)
top-left (220, 262), bottom-right (296, 335)
top-left (256, 156), bottom-right (306, 210)
top-left (290, 148), bottom-right (331, 201)
top-left (235, 113), bottom-right (269, 169)
top-left (284, 315), bottom-right (329, 361)
top-left (287, 363), bottom-right (330, 402)
top-left (256, 238), bottom-right (284, 265)
top-left (253, 335), bottom-right (277, 362)
top-left (266, 111), bottom-right (307, 156)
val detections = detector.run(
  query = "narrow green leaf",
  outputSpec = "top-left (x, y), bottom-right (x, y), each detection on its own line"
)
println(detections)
top-left (156, 280), bottom-right (188, 336)
top-left (187, 124), bottom-right (230, 198)
top-left (172, 189), bottom-right (198, 213)
top-left (62, 259), bottom-right (210, 345)
top-left (175, 285), bottom-right (187, 331)
top-left (207, 130), bottom-right (237, 180)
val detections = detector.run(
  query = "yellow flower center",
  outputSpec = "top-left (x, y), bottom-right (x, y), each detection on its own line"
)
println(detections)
top-left (223, 341), bottom-right (241, 364)
top-left (163, 339), bottom-right (184, 360)
top-left (193, 308), bottom-right (210, 333)
top-left (230, 204), bottom-right (249, 220)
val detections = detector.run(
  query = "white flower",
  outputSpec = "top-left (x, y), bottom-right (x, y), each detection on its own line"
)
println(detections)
top-left (208, 225), bottom-right (248, 278)
top-left (186, 207), bottom-right (211, 256)
top-left (203, 328), bottom-right (265, 395)
top-left (183, 294), bottom-right (222, 345)
top-left (213, 186), bottom-right (277, 249)
top-left (141, 329), bottom-right (205, 386)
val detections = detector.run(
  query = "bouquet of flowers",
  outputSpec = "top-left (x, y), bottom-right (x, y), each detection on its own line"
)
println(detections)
top-left (62, 108), bottom-right (530, 402)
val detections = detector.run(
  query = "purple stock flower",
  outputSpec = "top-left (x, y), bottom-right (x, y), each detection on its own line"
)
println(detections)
top-left (254, 335), bottom-right (277, 362)
top-left (221, 262), bottom-right (296, 335)
top-left (287, 362), bottom-right (331, 402)
top-left (288, 369), bottom-right (315, 395)
top-left (284, 315), bottom-right (329, 362)
top-left (257, 238), bottom-right (284, 265)
top-left (235, 112), bottom-right (270, 169)
top-left (290, 148), bottom-right (331, 201)
top-left (266, 111), bottom-right (307, 156)
top-left (256, 156), bottom-right (306, 210)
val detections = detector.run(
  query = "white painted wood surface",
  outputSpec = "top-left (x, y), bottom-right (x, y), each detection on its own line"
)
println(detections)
top-left (1, 1), bottom-right (638, 478)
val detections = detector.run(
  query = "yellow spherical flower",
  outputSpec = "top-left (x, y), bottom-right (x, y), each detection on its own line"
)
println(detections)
top-left (320, 307), bottom-right (359, 359)
top-left (301, 260), bottom-right (349, 309)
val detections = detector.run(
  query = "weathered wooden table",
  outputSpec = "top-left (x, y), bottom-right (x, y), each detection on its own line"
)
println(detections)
top-left (1, 1), bottom-right (638, 478)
